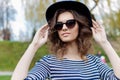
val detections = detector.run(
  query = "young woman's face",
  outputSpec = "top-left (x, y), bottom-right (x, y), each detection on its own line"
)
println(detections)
top-left (56, 11), bottom-right (79, 42)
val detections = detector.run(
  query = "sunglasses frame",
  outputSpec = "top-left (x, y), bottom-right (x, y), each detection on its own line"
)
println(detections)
top-left (54, 19), bottom-right (77, 31)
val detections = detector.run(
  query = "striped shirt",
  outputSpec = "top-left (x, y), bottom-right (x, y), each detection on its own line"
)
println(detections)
top-left (25, 54), bottom-right (119, 80)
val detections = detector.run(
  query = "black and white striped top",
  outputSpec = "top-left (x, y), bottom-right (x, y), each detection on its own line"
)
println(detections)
top-left (25, 54), bottom-right (119, 80)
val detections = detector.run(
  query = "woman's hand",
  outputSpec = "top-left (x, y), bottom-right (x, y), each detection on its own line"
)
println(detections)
top-left (31, 24), bottom-right (49, 49)
top-left (91, 20), bottom-right (108, 44)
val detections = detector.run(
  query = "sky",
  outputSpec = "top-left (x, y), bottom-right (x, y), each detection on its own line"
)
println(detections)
top-left (9, 0), bottom-right (119, 41)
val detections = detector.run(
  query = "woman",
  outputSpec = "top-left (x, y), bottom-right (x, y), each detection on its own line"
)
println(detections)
top-left (11, 1), bottom-right (120, 80)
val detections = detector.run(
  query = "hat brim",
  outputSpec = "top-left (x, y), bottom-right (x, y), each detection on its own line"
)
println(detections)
top-left (46, 1), bottom-right (92, 27)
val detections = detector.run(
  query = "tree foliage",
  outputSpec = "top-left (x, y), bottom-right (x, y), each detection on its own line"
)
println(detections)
top-left (23, 0), bottom-right (52, 28)
top-left (0, 0), bottom-right (16, 40)
top-left (103, 0), bottom-right (120, 37)
top-left (22, 0), bottom-right (53, 38)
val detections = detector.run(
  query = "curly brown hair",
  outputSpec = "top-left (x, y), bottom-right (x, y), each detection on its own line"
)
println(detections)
top-left (48, 9), bottom-right (92, 59)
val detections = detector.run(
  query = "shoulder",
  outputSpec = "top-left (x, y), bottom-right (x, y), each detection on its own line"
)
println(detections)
top-left (41, 54), bottom-right (56, 60)
top-left (38, 54), bottom-right (57, 63)
top-left (87, 54), bottom-right (101, 62)
top-left (87, 54), bottom-right (98, 59)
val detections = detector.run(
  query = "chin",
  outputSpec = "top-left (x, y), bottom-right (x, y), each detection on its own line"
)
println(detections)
top-left (61, 38), bottom-right (75, 42)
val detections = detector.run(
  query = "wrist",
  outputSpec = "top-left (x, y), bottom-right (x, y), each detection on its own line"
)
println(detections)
top-left (98, 40), bottom-right (109, 45)
top-left (99, 41), bottom-right (111, 48)
top-left (29, 43), bottom-right (40, 51)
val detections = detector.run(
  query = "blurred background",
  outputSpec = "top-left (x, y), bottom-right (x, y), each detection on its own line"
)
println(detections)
top-left (0, 0), bottom-right (120, 80)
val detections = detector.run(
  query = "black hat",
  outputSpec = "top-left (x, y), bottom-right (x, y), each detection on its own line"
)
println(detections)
top-left (46, 1), bottom-right (92, 27)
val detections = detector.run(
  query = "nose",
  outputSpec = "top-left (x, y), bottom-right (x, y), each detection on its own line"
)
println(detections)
top-left (62, 24), bottom-right (68, 31)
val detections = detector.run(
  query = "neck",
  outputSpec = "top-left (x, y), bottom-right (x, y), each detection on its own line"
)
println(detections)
top-left (63, 42), bottom-right (83, 60)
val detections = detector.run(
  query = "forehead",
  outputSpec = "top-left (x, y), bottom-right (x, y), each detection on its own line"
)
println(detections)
top-left (57, 11), bottom-right (74, 22)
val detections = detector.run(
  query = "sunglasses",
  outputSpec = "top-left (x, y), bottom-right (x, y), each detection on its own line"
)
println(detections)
top-left (54, 19), bottom-right (77, 31)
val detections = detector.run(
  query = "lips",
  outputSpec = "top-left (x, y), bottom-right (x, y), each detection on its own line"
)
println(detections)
top-left (61, 33), bottom-right (70, 37)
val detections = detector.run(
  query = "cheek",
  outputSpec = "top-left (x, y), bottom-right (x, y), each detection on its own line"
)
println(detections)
top-left (58, 31), bottom-right (62, 39)
top-left (73, 30), bottom-right (79, 39)
top-left (72, 26), bottom-right (79, 38)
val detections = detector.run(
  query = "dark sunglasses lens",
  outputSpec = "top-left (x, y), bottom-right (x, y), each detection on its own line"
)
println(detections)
top-left (54, 22), bottom-right (63, 30)
top-left (66, 20), bottom-right (76, 28)
top-left (54, 19), bottom-right (76, 30)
